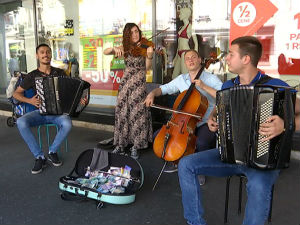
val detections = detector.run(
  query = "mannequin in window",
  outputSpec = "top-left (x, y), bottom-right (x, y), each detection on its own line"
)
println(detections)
top-left (172, 7), bottom-right (198, 79)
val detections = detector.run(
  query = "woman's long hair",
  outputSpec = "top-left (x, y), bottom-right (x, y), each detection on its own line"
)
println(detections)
top-left (122, 23), bottom-right (142, 58)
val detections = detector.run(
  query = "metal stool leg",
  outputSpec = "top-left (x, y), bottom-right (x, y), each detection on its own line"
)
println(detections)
top-left (37, 125), bottom-right (42, 149)
top-left (268, 185), bottom-right (274, 223)
top-left (64, 135), bottom-right (68, 152)
top-left (37, 124), bottom-right (68, 153)
top-left (238, 176), bottom-right (244, 215)
top-left (224, 176), bottom-right (231, 224)
top-left (46, 124), bottom-right (51, 150)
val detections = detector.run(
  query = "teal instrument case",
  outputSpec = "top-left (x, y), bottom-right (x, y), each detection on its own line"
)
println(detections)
top-left (59, 148), bottom-right (144, 208)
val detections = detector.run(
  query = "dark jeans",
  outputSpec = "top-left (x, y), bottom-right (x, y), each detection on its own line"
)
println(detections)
top-left (153, 123), bottom-right (216, 152)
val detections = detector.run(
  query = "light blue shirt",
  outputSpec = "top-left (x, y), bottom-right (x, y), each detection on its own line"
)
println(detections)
top-left (160, 71), bottom-right (223, 126)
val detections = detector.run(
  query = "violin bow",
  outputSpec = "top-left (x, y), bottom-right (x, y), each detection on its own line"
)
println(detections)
top-left (151, 104), bottom-right (203, 119)
top-left (147, 27), bottom-right (170, 40)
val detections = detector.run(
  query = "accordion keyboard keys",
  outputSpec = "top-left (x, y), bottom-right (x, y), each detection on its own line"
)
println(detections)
top-left (257, 97), bottom-right (273, 158)
top-left (35, 78), bottom-right (47, 114)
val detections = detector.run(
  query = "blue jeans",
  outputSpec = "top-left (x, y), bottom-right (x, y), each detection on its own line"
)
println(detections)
top-left (17, 110), bottom-right (72, 158)
top-left (178, 149), bottom-right (280, 225)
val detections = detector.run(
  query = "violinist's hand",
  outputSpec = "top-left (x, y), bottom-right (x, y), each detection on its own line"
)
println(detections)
top-left (207, 115), bottom-right (218, 132)
top-left (144, 92), bottom-right (155, 107)
top-left (259, 115), bottom-right (285, 141)
top-left (28, 94), bottom-right (41, 108)
top-left (146, 46), bottom-right (154, 59)
top-left (113, 46), bottom-right (124, 58)
top-left (193, 79), bottom-right (205, 89)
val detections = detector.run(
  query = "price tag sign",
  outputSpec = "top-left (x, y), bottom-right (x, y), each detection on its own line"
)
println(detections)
top-left (230, 0), bottom-right (278, 44)
top-left (233, 2), bottom-right (256, 27)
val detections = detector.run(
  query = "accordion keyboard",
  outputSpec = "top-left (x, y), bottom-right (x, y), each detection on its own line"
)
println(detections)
top-left (257, 97), bottom-right (274, 158)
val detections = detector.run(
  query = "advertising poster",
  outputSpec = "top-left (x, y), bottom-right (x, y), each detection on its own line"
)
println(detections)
top-left (229, 0), bottom-right (277, 44)
top-left (274, 2), bottom-right (300, 75)
top-left (230, 0), bottom-right (300, 76)
top-left (80, 34), bottom-right (125, 106)
top-left (79, 0), bottom-right (153, 106)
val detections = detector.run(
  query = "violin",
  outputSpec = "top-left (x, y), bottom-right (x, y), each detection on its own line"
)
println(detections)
top-left (130, 27), bottom-right (170, 57)
top-left (130, 37), bottom-right (155, 57)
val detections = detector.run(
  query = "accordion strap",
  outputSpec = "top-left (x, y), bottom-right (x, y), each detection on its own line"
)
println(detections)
top-left (231, 74), bottom-right (272, 86)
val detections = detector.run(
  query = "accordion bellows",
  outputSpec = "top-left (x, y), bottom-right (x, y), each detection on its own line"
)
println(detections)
top-left (35, 76), bottom-right (91, 117)
top-left (216, 85), bottom-right (295, 170)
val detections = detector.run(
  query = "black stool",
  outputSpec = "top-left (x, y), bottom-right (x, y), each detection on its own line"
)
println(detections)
top-left (224, 175), bottom-right (274, 224)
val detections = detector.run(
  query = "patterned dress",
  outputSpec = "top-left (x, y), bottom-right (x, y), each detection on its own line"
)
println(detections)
top-left (113, 55), bottom-right (153, 149)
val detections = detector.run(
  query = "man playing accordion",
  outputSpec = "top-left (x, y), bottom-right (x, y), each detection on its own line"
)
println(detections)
top-left (13, 44), bottom-right (72, 175)
top-left (178, 36), bottom-right (296, 225)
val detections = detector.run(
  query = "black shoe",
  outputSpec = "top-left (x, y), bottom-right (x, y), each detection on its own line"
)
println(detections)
top-left (163, 162), bottom-right (178, 173)
top-left (48, 152), bottom-right (62, 166)
top-left (31, 158), bottom-right (47, 174)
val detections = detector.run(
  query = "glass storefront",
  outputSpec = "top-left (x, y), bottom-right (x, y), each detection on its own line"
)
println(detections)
top-left (0, 0), bottom-right (299, 116)
top-left (0, 0), bottom-right (36, 94)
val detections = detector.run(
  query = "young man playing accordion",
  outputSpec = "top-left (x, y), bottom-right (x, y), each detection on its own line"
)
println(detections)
top-left (178, 36), bottom-right (296, 225)
top-left (13, 44), bottom-right (72, 174)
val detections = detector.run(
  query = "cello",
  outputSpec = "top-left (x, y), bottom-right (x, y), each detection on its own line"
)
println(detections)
top-left (152, 57), bottom-right (218, 162)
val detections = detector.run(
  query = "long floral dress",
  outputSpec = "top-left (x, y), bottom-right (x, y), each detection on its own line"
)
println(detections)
top-left (113, 55), bottom-right (153, 149)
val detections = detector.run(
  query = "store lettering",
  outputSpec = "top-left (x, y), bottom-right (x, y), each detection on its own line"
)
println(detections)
top-left (285, 42), bottom-right (300, 50)
top-left (285, 33), bottom-right (300, 50)
top-left (238, 18), bottom-right (250, 23)
top-left (88, 38), bottom-right (103, 48)
top-left (84, 71), bottom-right (122, 84)
top-left (84, 71), bottom-right (108, 83)
top-left (290, 33), bottom-right (300, 40)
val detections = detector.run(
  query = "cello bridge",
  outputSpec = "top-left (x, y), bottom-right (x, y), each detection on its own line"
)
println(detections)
top-left (167, 121), bottom-right (179, 127)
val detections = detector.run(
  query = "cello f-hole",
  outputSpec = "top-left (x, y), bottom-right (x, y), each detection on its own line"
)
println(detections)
top-left (162, 133), bottom-right (170, 159)
top-left (180, 120), bottom-right (186, 134)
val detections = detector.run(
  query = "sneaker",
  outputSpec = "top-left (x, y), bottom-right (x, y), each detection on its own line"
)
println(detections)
top-left (130, 147), bottom-right (139, 160)
top-left (198, 175), bottom-right (206, 186)
top-left (48, 152), bottom-right (62, 166)
top-left (163, 162), bottom-right (178, 173)
top-left (112, 146), bottom-right (125, 155)
top-left (31, 158), bottom-right (47, 174)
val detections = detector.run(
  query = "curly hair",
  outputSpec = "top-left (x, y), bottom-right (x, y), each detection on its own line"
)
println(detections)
top-left (122, 23), bottom-right (142, 58)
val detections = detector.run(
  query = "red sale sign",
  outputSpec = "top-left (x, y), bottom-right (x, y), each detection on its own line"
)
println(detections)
top-left (230, 0), bottom-right (278, 44)
top-left (82, 70), bottom-right (123, 91)
top-left (275, 9), bottom-right (300, 75)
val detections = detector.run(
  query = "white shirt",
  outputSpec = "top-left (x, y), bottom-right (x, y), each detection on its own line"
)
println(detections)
top-left (160, 71), bottom-right (223, 126)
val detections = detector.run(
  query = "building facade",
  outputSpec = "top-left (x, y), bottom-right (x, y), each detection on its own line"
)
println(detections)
top-left (0, 0), bottom-right (299, 117)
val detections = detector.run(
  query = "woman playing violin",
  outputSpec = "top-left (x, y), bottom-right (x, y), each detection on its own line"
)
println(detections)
top-left (103, 23), bottom-right (153, 159)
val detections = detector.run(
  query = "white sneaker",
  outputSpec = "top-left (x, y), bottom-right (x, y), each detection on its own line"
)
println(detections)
top-left (130, 147), bottom-right (139, 160)
top-left (112, 146), bottom-right (125, 155)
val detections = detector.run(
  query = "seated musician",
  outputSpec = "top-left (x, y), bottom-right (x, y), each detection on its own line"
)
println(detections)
top-left (296, 95), bottom-right (300, 130)
top-left (144, 49), bottom-right (223, 182)
top-left (178, 36), bottom-right (293, 225)
top-left (13, 43), bottom-right (72, 175)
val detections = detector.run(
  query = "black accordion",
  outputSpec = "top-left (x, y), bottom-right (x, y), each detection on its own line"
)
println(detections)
top-left (216, 85), bottom-right (295, 170)
top-left (35, 76), bottom-right (91, 117)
